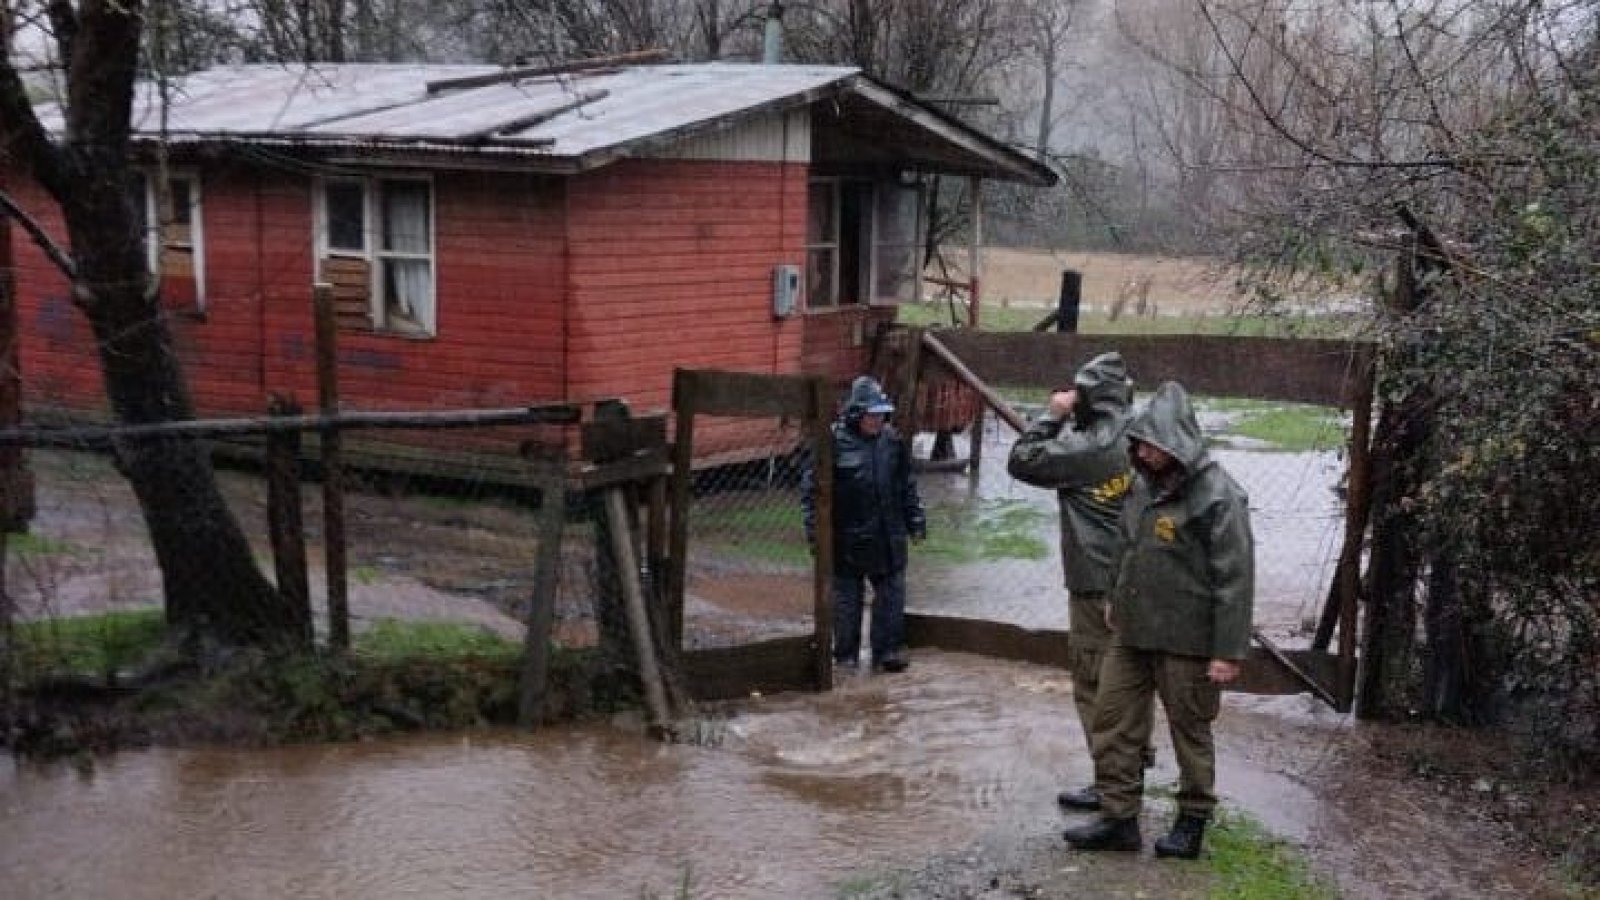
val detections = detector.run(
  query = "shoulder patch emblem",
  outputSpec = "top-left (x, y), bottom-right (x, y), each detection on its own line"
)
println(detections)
top-left (1090, 471), bottom-right (1133, 504)
top-left (1153, 516), bottom-right (1177, 543)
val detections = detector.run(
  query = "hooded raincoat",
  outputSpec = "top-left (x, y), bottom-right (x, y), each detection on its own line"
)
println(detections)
top-left (1110, 381), bottom-right (1255, 661)
top-left (1007, 352), bottom-right (1136, 596)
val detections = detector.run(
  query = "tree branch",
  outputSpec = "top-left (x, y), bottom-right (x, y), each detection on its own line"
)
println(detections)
top-left (0, 188), bottom-right (77, 280)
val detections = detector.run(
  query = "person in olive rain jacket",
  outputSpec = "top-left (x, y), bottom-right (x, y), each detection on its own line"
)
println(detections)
top-left (1063, 380), bottom-right (1255, 860)
top-left (1007, 352), bottom-right (1150, 812)
top-left (801, 376), bottom-right (926, 673)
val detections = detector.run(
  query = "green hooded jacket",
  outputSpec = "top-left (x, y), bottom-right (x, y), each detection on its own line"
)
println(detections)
top-left (1110, 381), bottom-right (1255, 661)
top-left (1007, 352), bottom-right (1135, 596)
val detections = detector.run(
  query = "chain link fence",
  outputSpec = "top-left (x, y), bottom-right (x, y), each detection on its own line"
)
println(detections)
top-left (902, 390), bottom-right (1350, 652)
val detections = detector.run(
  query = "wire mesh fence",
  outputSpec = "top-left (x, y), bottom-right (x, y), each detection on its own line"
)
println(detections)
top-left (678, 415), bottom-right (814, 651)
top-left (903, 392), bottom-right (1351, 652)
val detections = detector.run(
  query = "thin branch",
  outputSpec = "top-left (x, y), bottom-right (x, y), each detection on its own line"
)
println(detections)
top-left (0, 188), bottom-right (77, 279)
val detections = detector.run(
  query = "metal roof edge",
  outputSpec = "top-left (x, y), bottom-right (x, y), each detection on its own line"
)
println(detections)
top-left (846, 76), bottom-right (1058, 187)
top-left (567, 75), bottom-right (855, 173)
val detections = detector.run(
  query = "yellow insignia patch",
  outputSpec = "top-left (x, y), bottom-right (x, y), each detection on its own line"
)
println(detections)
top-left (1154, 516), bottom-right (1177, 543)
top-left (1090, 471), bottom-right (1133, 504)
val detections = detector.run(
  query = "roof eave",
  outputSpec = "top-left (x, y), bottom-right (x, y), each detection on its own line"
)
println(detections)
top-left (845, 77), bottom-right (1057, 187)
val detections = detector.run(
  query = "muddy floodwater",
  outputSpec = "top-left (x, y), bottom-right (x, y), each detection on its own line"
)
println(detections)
top-left (0, 653), bottom-right (1546, 900)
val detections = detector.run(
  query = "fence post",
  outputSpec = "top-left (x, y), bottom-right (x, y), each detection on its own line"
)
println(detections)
top-left (313, 282), bottom-right (349, 651)
top-left (809, 376), bottom-right (835, 689)
top-left (666, 369), bottom-right (696, 650)
top-left (1057, 270), bottom-right (1082, 334)
top-left (266, 395), bottom-right (313, 648)
top-left (519, 448), bottom-right (567, 726)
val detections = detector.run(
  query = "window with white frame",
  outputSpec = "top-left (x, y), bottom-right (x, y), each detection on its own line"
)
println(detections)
top-left (316, 176), bottom-right (436, 336)
top-left (805, 177), bottom-right (922, 310)
top-left (130, 170), bottom-right (206, 310)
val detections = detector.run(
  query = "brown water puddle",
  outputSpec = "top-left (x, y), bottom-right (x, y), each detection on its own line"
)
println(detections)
top-left (0, 652), bottom-right (1554, 899)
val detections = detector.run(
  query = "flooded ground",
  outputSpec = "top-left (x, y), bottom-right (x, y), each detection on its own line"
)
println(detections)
top-left (906, 421), bottom-right (1344, 643)
top-left (0, 651), bottom-right (1556, 899)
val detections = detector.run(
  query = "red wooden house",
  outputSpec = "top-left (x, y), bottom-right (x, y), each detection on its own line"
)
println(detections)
top-left (3, 61), bottom-right (1052, 469)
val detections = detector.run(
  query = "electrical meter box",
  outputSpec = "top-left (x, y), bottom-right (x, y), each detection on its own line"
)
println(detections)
top-left (772, 264), bottom-right (801, 318)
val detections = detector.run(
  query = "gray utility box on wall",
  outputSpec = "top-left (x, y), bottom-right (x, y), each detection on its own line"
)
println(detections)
top-left (772, 264), bottom-right (801, 318)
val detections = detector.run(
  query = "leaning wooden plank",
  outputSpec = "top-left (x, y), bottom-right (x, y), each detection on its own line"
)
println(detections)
top-left (605, 486), bottom-right (674, 739)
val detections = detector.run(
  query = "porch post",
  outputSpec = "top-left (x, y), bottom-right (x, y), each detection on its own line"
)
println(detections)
top-left (967, 176), bottom-right (983, 329)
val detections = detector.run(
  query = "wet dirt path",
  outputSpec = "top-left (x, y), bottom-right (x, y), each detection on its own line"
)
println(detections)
top-left (0, 652), bottom-right (1555, 899)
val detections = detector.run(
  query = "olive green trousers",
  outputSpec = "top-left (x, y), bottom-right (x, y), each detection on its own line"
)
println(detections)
top-left (1089, 644), bottom-right (1221, 821)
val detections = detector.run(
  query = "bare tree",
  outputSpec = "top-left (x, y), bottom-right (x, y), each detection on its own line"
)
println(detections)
top-left (0, 0), bottom-right (299, 649)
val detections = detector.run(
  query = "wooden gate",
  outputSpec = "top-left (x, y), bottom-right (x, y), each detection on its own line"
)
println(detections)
top-left (667, 368), bottom-right (837, 700)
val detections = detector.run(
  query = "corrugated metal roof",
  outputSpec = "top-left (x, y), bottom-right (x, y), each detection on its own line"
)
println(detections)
top-left (33, 62), bottom-right (1054, 184)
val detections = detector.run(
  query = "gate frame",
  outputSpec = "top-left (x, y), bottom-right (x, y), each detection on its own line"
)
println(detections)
top-left (666, 368), bottom-right (836, 700)
top-left (891, 329), bottom-right (1375, 711)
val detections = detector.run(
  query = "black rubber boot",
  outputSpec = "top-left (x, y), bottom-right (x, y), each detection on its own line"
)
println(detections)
top-left (1153, 813), bottom-right (1207, 859)
top-left (1062, 816), bottom-right (1141, 851)
top-left (1056, 786), bottom-right (1102, 811)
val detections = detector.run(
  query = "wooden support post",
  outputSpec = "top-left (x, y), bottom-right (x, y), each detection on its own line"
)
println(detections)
top-left (604, 486), bottom-right (673, 738)
top-left (967, 176), bottom-right (983, 329)
top-left (519, 450), bottom-right (568, 726)
top-left (666, 369), bottom-right (696, 650)
top-left (1057, 270), bottom-right (1082, 334)
top-left (808, 376), bottom-right (835, 690)
top-left (313, 283), bottom-right (350, 651)
top-left (967, 407), bottom-right (985, 485)
top-left (265, 395), bottom-right (312, 648)
top-left (1334, 361), bottom-right (1376, 711)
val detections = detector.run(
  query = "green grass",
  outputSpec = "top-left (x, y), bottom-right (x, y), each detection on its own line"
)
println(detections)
top-left (897, 303), bottom-right (1363, 338)
top-left (354, 618), bottom-right (521, 663)
top-left (1194, 397), bottom-right (1346, 453)
top-left (691, 497), bottom-right (812, 567)
top-left (14, 608), bottom-right (166, 678)
top-left (920, 498), bottom-right (1050, 564)
top-left (1205, 809), bottom-right (1338, 899)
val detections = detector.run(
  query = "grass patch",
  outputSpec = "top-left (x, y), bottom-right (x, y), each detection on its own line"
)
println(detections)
top-left (1205, 809), bottom-right (1338, 899)
top-left (13, 608), bottom-right (165, 679)
top-left (354, 618), bottom-right (521, 663)
top-left (920, 498), bottom-right (1049, 564)
top-left (1194, 397), bottom-right (1346, 453)
top-left (692, 496), bottom-right (811, 567)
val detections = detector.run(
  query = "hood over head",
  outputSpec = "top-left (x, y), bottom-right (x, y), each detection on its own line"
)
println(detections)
top-left (844, 376), bottom-right (896, 416)
top-left (1126, 381), bottom-right (1208, 475)
top-left (1073, 352), bottom-right (1133, 414)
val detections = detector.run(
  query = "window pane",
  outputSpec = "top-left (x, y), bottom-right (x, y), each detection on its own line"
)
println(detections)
top-left (872, 183), bottom-right (921, 303)
top-left (383, 258), bottom-right (433, 334)
top-left (806, 248), bottom-right (836, 308)
top-left (874, 184), bottom-right (917, 247)
top-left (381, 181), bottom-right (431, 254)
top-left (807, 182), bottom-right (835, 244)
top-left (326, 183), bottom-right (366, 252)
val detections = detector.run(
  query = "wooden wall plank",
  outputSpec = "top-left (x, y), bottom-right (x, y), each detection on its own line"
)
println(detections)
top-left (937, 331), bottom-right (1374, 406)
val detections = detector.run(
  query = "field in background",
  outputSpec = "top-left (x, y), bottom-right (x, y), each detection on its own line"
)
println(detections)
top-left (910, 248), bottom-right (1368, 338)
top-left (964, 248), bottom-right (1242, 312)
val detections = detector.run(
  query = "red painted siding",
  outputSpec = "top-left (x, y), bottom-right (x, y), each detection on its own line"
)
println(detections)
top-left (566, 160), bottom-right (808, 414)
top-left (5, 165), bottom-right (569, 450)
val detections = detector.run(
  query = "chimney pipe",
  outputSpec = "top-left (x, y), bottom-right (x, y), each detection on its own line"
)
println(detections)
top-left (762, 1), bottom-right (785, 64)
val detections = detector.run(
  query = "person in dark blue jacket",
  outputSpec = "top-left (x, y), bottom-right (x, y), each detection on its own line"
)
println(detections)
top-left (802, 376), bottom-right (927, 673)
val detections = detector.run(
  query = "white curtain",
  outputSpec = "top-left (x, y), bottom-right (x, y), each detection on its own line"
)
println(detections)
top-left (381, 182), bottom-right (433, 332)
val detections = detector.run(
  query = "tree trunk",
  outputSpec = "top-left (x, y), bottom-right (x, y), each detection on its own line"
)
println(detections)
top-left (57, 151), bottom-right (294, 647)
